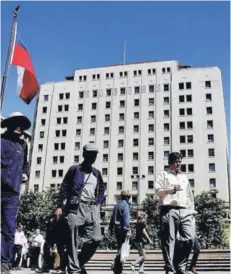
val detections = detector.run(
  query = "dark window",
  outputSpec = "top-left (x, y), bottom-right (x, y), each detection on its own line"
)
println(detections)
top-left (133, 139), bottom-right (139, 146)
top-left (134, 99), bottom-right (140, 106)
top-left (187, 135), bottom-right (193, 143)
top-left (180, 150), bottom-right (186, 157)
top-left (105, 114), bottom-right (110, 122)
top-left (134, 112), bottom-right (139, 119)
top-left (187, 108), bottom-right (192, 115)
top-left (206, 94), bottom-right (212, 101)
top-left (209, 163), bottom-right (215, 172)
top-left (120, 100), bottom-right (125, 108)
top-left (104, 140), bottom-right (109, 148)
top-left (148, 138), bottom-right (154, 146)
top-left (117, 167), bottom-right (123, 175)
top-left (186, 95), bottom-right (192, 102)
top-left (148, 181), bottom-right (154, 189)
top-left (205, 81), bottom-right (211, 88)
top-left (134, 86), bottom-right (140, 94)
top-left (40, 131), bottom-right (44, 138)
top-left (44, 95), bottom-right (49, 101)
top-left (179, 83), bottom-right (184, 90)
top-left (188, 164), bottom-right (194, 172)
top-left (59, 93), bottom-right (64, 100)
top-left (106, 89), bottom-right (112, 96)
top-left (179, 95), bottom-right (184, 102)
top-left (188, 149), bottom-right (194, 157)
top-left (179, 122), bottom-right (185, 129)
top-left (208, 134), bottom-right (214, 142)
top-left (207, 107), bottom-right (213, 114)
top-left (92, 103), bottom-right (97, 110)
top-left (180, 136), bottom-right (186, 143)
top-left (187, 121), bottom-right (193, 129)
top-left (133, 153), bottom-right (139, 160)
top-left (79, 91), bottom-right (84, 98)
top-left (186, 82), bottom-right (192, 89)
top-left (42, 107), bottom-right (47, 113)
top-left (163, 84), bottom-right (169, 91)
top-left (179, 109), bottom-right (185, 116)
top-left (208, 148), bottom-right (215, 157)
top-left (106, 101), bottom-right (111, 109)
top-left (148, 152), bottom-right (154, 160)
top-left (120, 88), bottom-right (126, 95)
top-left (149, 85), bottom-right (154, 93)
top-left (149, 98), bottom-right (154, 105)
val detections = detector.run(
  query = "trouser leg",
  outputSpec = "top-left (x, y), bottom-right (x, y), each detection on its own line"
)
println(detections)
top-left (14, 245), bottom-right (22, 267)
top-left (132, 242), bottom-right (146, 273)
top-left (190, 238), bottom-right (201, 269)
top-left (113, 228), bottom-right (126, 274)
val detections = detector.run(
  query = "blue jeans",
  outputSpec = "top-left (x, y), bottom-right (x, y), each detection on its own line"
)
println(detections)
top-left (1, 194), bottom-right (19, 265)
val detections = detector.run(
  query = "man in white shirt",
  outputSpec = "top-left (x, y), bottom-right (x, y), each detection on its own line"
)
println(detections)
top-left (155, 152), bottom-right (195, 274)
top-left (29, 229), bottom-right (44, 269)
top-left (12, 224), bottom-right (27, 269)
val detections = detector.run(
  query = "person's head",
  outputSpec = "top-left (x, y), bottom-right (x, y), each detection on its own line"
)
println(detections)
top-left (82, 143), bottom-right (98, 165)
top-left (120, 190), bottom-right (131, 202)
top-left (168, 152), bottom-right (182, 172)
top-left (137, 212), bottom-right (147, 223)
top-left (17, 224), bottom-right (23, 232)
top-left (35, 229), bottom-right (40, 235)
top-left (1, 112), bottom-right (31, 135)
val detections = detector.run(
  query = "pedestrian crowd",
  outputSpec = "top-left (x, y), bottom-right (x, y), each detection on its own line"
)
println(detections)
top-left (1, 112), bottom-right (201, 274)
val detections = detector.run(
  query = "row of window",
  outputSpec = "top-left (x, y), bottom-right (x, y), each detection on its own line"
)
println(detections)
top-left (79, 67), bottom-right (171, 82)
top-left (178, 80), bottom-right (211, 90)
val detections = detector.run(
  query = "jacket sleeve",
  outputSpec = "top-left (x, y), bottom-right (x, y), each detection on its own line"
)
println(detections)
top-left (96, 170), bottom-right (105, 205)
top-left (109, 206), bottom-right (115, 233)
top-left (123, 204), bottom-right (130, 231)
top-left (57, 166), bottom-right (75, 209)
top-left (21, 140), bottom-right (29, 176)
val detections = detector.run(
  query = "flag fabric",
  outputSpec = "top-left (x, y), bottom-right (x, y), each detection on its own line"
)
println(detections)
top-left (11, 23), bottom-right (39, 104)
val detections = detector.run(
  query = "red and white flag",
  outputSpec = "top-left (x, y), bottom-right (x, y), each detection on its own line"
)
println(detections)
top-left (11, 22), bottom-right (39, 104)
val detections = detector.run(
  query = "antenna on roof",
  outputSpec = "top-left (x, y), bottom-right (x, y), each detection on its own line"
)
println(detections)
top-left (123, 40), bottom-right (126, 65)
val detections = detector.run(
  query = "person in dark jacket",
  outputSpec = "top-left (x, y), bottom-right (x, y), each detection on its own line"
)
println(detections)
top-left (55, 143), bottom-right (105, 274)
top-left (109, 190), bottom-right (131, 274)
top-left (1, 112), bottom-right (31, 274)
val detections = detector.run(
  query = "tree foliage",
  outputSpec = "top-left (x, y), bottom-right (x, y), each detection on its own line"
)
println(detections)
top-left (194, 191), bottom-right (227, 248)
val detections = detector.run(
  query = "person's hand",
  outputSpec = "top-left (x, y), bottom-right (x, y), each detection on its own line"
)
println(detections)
top-left (55, 208), bottom-right (62, 217)
top-left (149, 240), bottom-right (154, 245)
top-left (174, 185), bottom-right (182, 192)
top-left (126, 230), bottom-right (131, 237)
top-left (22, 174), bottom-right (28, 182)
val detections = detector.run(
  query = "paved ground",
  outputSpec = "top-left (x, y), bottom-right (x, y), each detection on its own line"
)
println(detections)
top-left (11, 270), bottom-right (230, 274)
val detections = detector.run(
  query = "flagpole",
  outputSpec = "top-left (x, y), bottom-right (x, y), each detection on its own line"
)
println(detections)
top-left (0, 5), bottom-right (20, 112)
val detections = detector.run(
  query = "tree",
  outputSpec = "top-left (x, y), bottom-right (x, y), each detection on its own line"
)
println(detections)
top-left (17, 186), bottom-right (59, 232)
top-left (194, 191), bottom-right (228, 248)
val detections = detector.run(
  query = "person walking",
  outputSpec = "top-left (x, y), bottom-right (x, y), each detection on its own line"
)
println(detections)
top-left (109, 190), bottom-right (131, 274)
top-left (130, 212), bottom-right (153, 274)
top-left (55, 143), bottom-right (105, 274)
top-left (1, 112), bottom-right (30, 274)
top-left (12, 224), bottom-right (27, 270)
top-left (155, 152), bottom-right (195, 274)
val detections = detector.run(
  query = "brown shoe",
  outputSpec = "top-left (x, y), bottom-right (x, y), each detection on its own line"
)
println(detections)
top-left (190, 267), bottom-right (199, 274)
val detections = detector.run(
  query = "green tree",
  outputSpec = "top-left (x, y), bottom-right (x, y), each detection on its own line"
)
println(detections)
top-left (17, 186), bottom-right (59, 232)
top-left (194, 191), bottom-right (227, 248)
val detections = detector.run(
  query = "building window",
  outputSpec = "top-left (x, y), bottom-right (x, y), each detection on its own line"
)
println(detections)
top-left (58, 170), bottom-right (63, 177)
top-left (41, 119), bottom-right (46, 126)
top-left (77, 116), bottom-right (82, 124)
top-left (149, 85), bottom-right (154, 93)
top-left (133, 139), bottom-right (139, 147)
top-left (103, 140), bottom-right (109, 148)
top-left (181, 164), bottom-right (186, 172)
top-left (186, 82), bottom-right (192, 89)
top-left (90, 128), bottom-right (95, 135)
top-left (120, 88), bottom-right (126, 95)
top-left (132, 181), bottom-right (138, 190)
top-left (106, 72), bottom-right (114, 79)
top-left (119, 113), bottom-right (125, 121)
top-left (189, 179), bottom-right (195, 188)
top-left (186, 95), bottom-right (192, 102)
top-left (149, 111), bottom-right (154, 119)
top-left (188, 149), bottom-right (194, 157)
top-left (133, 152), bottom-right (139, 161)
top-left (187, 108), bottom-right (192, 115)
top-left (106, 89), bottom-right (112, 96)
top-left (34, 184), bottom-right (39, 192)
top-left (134, 112), bottom-right (139, 119)
top-left (164, 123), bottom-right (169, 131)
top-left (208, 148), bottom-right (215, 157)
top-left (179, 122), bottom-right (185, 129)
top-left (118, 153), bottom-right (123, 161)
top-left (149, 138), bottom-right (154, 146)
top-left (209, 178), bottom-right (216, 188)
top-left (52, 170), bottom-right (57, 178)
top-left (61, 143), bottom-right (65, 150)
top-left (205, 81), bottom-right (211, 88)
top-left (65, 93), bottom-right (70, 99)
top-left (147, 68), bottom-right (156, 75)
top-left (55, 130), bottom-right (60, 137)
top-left (76, 129), bottom-right (81, 136)
top-left (164, 151), bottom-right (169, 159)
top-left (149, 124), bottom-right (154, 132)
top-left (207, 120), bottom-right (213, 129)
top-left (105, 114), bottom-right (110, 122)
top-left (187, 135), bottom-right (193, 143)
top-left (167, 67), bottom-right (171, 73)
top-left (209, 163), bottom-right (215, 172)
top-left (117, 167), bottom-right (123, 175)
top-left (106, 101), bottom-right (111, 109)
top-left (164, 137), bottom-right (169, 145)
top-left (148, 166), bottom-right (154, 174)
top-left (92, 103), bottom-right (97, 110)
top-left (206, 94), bottom-right (212, 101)
top-left (40, 131), bottom-right (44, 138)
top-left (37, 157), bottom-right (42, 165)
top-left (120, 100), bottom-right (125, 108)
top-left (208, 134), bottom-right (214, 142)
top-left (91, 115), bottom-right (96, 123)
top-left (103, 154), bottom-right (108, 162)
top-left (163, 97), bottom-right (169, 104)
top-left (180, 136), bottom-right (186, 143)
top-left (118, 139), bottom-right (124, 147)
top-left (59, 93), bottom-right (64, 100)
top-left (163, 84), bottom-right (170, 91)
top-left (149, 98), bottom-right (154, 106)
top-left (104, 127), bottom-right (110, 135)
top-left (58, 105), bottom-right (62, 112)
top-left (148, 151), bottom-right (154, 160)
top-left (188, 164), bottom-right (194, 172)
top-left (60, 156), bottom-right (64, 163)
top-left (79, 91), bottom-right (84, 99)
top-left (133, 167), bottom-right (138, 175)
top-left (54, 143), bottom-right (59, 150)
top-left (132, 196), bottom-right (138, 205)
top-left (78, 104), bottom-right (83, 111)
top-left (63, 117), bottom-right (68, 124)
top-left (134, 99), bottom-right (140, 106)
top-left (119, 126), bottom-right (124, 134)
top-left (74, 155), bottom-right (79, 163)
top-left (179, 83), bottom-right (184, 90)
top-left (38, 144), bottom-right (43, 152)
top-left (44, 95), bottom-right (49, 101)
top-left (134, 86), bottom-right (140, 94)
top-left (42, 107), bottom-right (47, 114)
top-left (148, 181), bottom-right (154, 189)
top-left (162, 68), bottom-right (166, 74)
top-left (92, 90), bottom-right (98, 97)
top-left (180, 150), bottom-right (186, 157)
top-left (187, 121), bottom-right (193, 129)
top-left (179, 95), bottom-right (184, 102)
top-left (35, 171), bottom-right (40, 179)
top-left (117, 182), bottom-right (122, 190)
top-left (206, 107), bottom-right (213, 114)
top-left (133, 125), bottom-right (139, 133)
top-left (102, 168), bottom-right (108, 176)
top-left (179, 109), bottom-right (185, 116)
top-left (75, 142), bottom-right (80, 150)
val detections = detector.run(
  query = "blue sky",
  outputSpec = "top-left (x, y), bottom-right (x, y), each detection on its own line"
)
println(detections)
top-left (1, 1), bottom-right (230, 141)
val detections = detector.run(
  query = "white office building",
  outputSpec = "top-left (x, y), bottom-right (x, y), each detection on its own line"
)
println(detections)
top-left (28, 60), bottom-right (229, 204)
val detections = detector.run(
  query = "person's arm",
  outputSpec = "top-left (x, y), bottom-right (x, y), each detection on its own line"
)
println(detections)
top-left (109, 207), bottom-right (115, 236)
top-left (123, 204), bottom-right (130, 231)
top-left (143, 227), bottom-right (153, 244)
top-left (155, 171), bottom-right (178, 197)
top-left (186, 178), bottom-right (195, 212)
top-left (21, 140), bottom-right (29, 181)
top-left (96, 171), bottom-right (105, 205)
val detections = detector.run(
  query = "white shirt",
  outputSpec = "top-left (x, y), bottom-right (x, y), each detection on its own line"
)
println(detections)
top-left (31, 234), bottom-right (44, 247)
top-left (14, 231), bottom-right (27, 246)
top-left (155, 170), bottom-right (194, 210)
